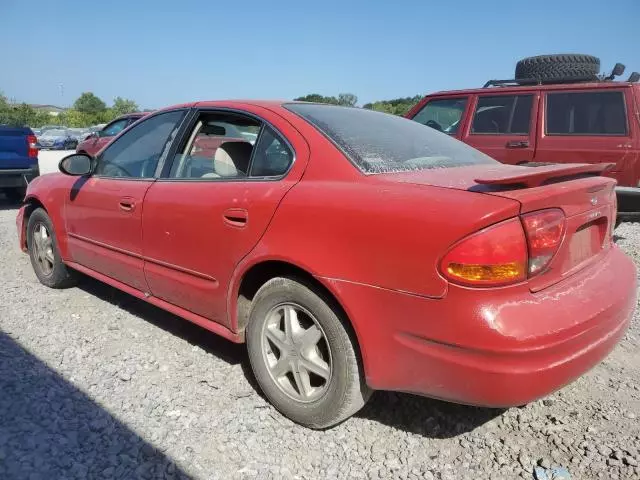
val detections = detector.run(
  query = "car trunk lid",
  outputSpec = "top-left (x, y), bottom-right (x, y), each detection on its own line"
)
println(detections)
top-left (376, 162), bottom-right (617, 290)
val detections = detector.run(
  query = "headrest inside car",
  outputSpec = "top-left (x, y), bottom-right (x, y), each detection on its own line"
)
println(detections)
top-left (201, 124), bottom-right (226, 136)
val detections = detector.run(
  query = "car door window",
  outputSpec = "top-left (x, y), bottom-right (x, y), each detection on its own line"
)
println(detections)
top-left (249, 126), bottom-right (293, 177)
top-left (100, 119), bottom-right (129, 137)
top-left (167, 112), bottom-right (258, 179)
top-left (95, 110), bottom-right (185, 178)
top-left (546, 91), bottom-right (627, 135)
top-left (471, 95), bottom-right (533, 134)
top-left (412, 98), bottom-right (468, 134)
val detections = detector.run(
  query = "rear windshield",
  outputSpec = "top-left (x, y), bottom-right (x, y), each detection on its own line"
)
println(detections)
top-left (285, 103), bottom-right (496, 174)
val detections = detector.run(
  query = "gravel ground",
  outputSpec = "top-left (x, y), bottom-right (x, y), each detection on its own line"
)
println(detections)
top-left (0, 192), bottom-right (638, 480)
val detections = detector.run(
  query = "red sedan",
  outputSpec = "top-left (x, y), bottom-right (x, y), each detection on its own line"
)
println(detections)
top-left (16, 101), bottom-right (637, 429)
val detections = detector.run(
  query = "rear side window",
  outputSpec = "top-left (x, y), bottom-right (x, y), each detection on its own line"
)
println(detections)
top-left (250, 126), bottom-right (293, 177)
top-left (471, 95), bottom-right (533, 135)
top-left (286, 103), bottom-right (495, 174)
top-left (546, 91), bottom-right (627, 135)
top-left (411, 97), bottom-right (467, 135)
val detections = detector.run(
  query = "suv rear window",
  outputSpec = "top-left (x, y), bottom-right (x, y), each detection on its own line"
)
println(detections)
top-left (471, 95), bottom-right (533, 135)
top-left (546, 91), bottom-right (627, 135)
top-left (286, 103), bottom-right (495, 174)
top-left (411, 98), bottom-right (467, 135)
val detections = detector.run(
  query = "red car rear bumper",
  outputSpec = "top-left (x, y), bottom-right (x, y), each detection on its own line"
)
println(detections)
top-left (324, 246), bottom-right (637, 407)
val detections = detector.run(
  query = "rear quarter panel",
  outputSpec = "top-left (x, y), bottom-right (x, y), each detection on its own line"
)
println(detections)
top-left (245, 177), bottom-right (520, 297)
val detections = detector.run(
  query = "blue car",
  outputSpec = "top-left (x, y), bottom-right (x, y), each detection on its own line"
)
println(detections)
top-left (37, 129), bottom-right (78, 150)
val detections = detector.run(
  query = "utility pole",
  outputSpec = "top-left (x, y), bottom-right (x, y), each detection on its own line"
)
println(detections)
top-left (59, 83), bottom-right (64, 105)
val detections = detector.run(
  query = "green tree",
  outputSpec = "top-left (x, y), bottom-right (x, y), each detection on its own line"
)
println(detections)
top-left (363, 95), bottom-right (422, 116)
top-left (11, 103), bottom-right (37, 127)
top-left (293, 93), bottom-right (339, 105)
top-left (337, 93), bottom-right (358, 107)
top-left (73, 92), bottom-right (107, 115)
top-left (112, 97), bottom-right (139, 116)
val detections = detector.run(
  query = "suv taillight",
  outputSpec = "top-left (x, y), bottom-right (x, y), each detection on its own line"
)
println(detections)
top-left (27, 135), bottom-right (38, 158)
top-left (441, 209), bottom-right (566, 287)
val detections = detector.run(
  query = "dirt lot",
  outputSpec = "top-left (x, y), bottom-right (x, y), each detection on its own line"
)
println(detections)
top-left (0, 184), bottom-right (638, 479)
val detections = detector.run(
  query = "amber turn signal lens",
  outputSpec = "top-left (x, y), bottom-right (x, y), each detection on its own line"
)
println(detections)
top-left (440, 218), bottom-right (528, 287)
top-left (446, 262), bottom-right (526, 283)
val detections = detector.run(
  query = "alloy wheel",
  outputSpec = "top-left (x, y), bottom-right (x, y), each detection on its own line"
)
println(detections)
top-left (261, 303), bottom-right (333, 403)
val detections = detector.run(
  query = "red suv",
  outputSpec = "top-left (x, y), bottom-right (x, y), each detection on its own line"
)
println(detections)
top-left (76, 112), bottom-right (147, 157)
top-left (406, 54), bottom-right (640, 223)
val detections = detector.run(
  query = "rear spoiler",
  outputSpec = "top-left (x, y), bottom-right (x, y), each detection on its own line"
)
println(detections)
top-left (474, 163), bottom-right (614, 188)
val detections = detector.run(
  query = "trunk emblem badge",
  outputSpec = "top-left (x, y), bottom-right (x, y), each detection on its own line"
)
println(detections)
top-left (590, 197), bottom-right (598, 206)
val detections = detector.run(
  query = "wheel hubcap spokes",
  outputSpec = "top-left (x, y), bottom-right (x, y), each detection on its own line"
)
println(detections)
top-left (262, 303), bottom-right (332, 402)
top-left (33, 224), bottom-right (54, 275)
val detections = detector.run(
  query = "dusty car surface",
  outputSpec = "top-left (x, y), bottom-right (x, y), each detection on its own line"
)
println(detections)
top-left (16, 100), bottom-right (637, 428)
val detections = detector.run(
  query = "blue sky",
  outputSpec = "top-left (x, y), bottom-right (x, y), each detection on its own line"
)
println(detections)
top-left (1, 0), bottom-right (638, 109)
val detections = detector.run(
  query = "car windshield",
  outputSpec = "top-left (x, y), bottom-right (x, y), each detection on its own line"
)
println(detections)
top-left (286, 103), bottom-right (496, 174)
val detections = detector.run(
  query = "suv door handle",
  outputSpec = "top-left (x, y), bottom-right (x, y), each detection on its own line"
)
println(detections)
top-left (223, 208), bottom-right (248, 228)
top-left (506, 140), bottom-right (530, 149)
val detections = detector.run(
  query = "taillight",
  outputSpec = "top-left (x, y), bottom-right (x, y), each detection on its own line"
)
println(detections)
top-left (440, 218), bottom-right (527, 287)
top-left (27, 135), bottom-right (38, 158)
top-left (441, 209), bottom-right (566, 287)
top-left (521, 209), bottom-right (565, 276)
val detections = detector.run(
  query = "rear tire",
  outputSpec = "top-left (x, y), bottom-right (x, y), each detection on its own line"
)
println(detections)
top-left (27, 208), bottom-right (77, 288)
top-left (246, 277), bottom-right (371, 429)
top-left (515, 54), bottom-right (600, 81)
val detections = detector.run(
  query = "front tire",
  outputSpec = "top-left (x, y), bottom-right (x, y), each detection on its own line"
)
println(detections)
top-left (246, 277), bottom-right (371, 429)
top-left (27, 208), bottom-right (77, 288)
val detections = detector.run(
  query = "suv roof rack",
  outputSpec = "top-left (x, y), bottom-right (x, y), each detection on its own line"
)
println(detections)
top-left (483, 75), bottom-right (600, 88)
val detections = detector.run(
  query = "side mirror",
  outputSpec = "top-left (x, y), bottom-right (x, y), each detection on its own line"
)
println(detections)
top-left (59, 153), bottom-right (93, 176)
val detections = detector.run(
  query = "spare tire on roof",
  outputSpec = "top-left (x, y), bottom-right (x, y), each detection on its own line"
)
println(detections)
top-left (515, 54), bottom-right (600, 81)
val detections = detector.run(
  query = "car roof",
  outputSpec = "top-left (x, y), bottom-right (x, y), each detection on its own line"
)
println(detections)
top-left (427, 81), bottom-right (638, 97)
top-left (194, 100), bottom-right (290, 108)
top-left (118, 112), bottom-right (147, 118)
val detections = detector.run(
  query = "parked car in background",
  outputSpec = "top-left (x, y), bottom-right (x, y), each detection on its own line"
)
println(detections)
top-left (406, 54), bottom-right (640, 224)
top-left (39, 125), bottom-right (65, 134)
top-left (37, 129), bottom-right (78, 150)
top-left (76, 113), bottom-right (146, 157)
top-left (16, 100), bottom-right (637, 428)
top-left (68, 128), bottom-right (89, 143)
top-left (0, 125), bottom-right (39, 201)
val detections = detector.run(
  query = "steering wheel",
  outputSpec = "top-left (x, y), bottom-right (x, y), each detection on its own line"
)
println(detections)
top-left (425, 120), bottom-right (443, 132)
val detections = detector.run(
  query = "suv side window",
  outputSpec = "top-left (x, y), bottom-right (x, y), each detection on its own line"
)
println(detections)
top-left (100, 119), bottom-right (129, 138)
top-left (546, 91), bottom-right (627, 135)
top-left (412, 98), bottom-right (468, 135)
top-left (471, 95), bottom-right (533, 134)
top-left (95, 110), bottom-right (185, 178)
